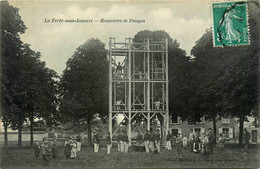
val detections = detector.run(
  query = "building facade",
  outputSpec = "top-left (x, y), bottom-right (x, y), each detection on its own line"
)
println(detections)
top-left (169, 116), bottom-right (236, 143)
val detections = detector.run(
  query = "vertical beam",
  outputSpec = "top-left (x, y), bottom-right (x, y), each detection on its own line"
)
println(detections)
top-left (165, 38), bottom-right (169, 134)
top-left (109, 38), bottom-right (113, 137)
top-left (125, 82), bottom-right (127, 106)
top-left (113, 83), bottom-right (116, 106)
top-left (128, 111), bottom-right (132, 146)
top-left (128, 39), bottom-right (132, 145)
top-left (162, 83), bottom-right (165, 109)
top-left (147, 38), bottom-right (150, 130)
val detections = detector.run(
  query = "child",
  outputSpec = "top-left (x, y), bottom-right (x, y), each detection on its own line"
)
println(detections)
top-left (35, 142), bottom-right (40, 159)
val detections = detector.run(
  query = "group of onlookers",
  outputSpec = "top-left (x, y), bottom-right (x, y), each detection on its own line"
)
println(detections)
top-left (64, 134), bottom-right (82, 159)
top-left (36, 128), bottom-right (251, 162)
top-left (35, 134), bottom-right (82, 161)
top-left (188, 128), bottom-right (215, 155)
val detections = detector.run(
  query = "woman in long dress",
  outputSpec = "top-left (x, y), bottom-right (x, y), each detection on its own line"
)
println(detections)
top-left (70, 140), bottom-right (77, 159)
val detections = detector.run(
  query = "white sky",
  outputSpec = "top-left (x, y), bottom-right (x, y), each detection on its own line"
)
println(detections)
top-left (9, 0), bottom-right (211, 75)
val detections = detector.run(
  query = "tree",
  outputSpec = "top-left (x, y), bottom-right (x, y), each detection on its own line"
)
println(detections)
top-left (1, 1), bottom-right (27, 147)
top-left (220, 1), bottom-right (259, 144)
top-left (21, 44), bottom-right (58, 145)
top-left (190, 1), bottom-right (259, 143)
top-left (190, 29), bottom-right (230, 139)
top-left (59, 38), bottom-right (108, 145)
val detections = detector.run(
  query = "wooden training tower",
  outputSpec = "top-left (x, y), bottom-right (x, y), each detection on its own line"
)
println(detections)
top-left (109, 37), bottom-right (169, 145)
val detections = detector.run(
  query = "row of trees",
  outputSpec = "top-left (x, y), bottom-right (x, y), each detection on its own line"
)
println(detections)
top-left (1, 1), bottom-right (258, 146)
top-left (1, 1), bottom-right (58, 147)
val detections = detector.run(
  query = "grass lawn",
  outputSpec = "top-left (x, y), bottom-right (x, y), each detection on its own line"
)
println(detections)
top-left (0, 144), bottom-right (259, 169)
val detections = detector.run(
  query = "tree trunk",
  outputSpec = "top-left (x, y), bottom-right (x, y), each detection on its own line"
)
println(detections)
top-left (212, 116), bottom-right (217, 144)
top-left (87, 121), bottom-right (92, 146)
top-left (30, 114), bottom-right (34, 146)
top-left (239, 116), bottom-right (244, 145)
top-left (18, 122), bottom-right (22, 148)
top-left (3, 120), bottom-right (8, 147)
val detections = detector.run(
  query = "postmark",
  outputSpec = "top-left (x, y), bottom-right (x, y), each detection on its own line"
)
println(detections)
top-left (211, 1), bottom-right (250, 47)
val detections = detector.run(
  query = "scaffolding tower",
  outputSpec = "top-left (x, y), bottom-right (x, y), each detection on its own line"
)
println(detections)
top-left (109, 37), bottom-right (169, 145)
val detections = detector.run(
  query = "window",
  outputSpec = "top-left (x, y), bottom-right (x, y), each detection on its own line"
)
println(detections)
top-left (194, 128), bottom-right (201, 135)
top-left (171, 129), bottom-right (178, 137)
top-left (171, 128), bottom-right (182, 137)
top-left (222, 117), bottom-right (230, 124)
top-left (222, 128), bottom-right (229, 138)
top-left (172, 114), bottom-right (178, 123)
top-left (219, 127), bottom-right (233, 139)
top-left (190, 128), bottom-right (204, 135)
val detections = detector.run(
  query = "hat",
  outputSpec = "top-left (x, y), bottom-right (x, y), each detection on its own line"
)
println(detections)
top-left (208, 128), bottom-right (212, 130)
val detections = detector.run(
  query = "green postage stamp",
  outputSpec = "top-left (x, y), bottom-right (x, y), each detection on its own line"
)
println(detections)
top-left (212, 1), bottom-right (249, 47)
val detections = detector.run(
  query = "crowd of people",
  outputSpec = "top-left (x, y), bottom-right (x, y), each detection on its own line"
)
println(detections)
top-left (36, 128), bottom-right (251, 161)
top-left (36, 134), bottom-right (82, 161)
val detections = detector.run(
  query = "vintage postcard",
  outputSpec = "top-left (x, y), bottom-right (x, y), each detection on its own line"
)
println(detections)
top-left (1, 0), bottom-right (259, 168)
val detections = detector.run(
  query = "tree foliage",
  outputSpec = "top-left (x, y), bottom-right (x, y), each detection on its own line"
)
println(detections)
top-left (59, 38), bottom-right (109, 143)
top-left (1, 1), bottom-right (58, 146)
top-left (21, 44), bottom-right (59, 127)
top-left (1, 1), bottom-right (27, 147)
top-left (189, 1), bottom-right (259, 143)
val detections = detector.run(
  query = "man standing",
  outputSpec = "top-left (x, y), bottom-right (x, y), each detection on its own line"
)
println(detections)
top-left (144, 130), bottom-right (150, 153)
top-left (93, 131), bottom-right (100, 153)
top-left (149, 130), bottom-right (155, 152)
top-left (117, 131), bottom-right (122, 152)
top-left (76, 134), bottom-right (82, 151)
top-left (166, 130), bottom-right (172, 150)
top-left (176, 133), bottom-right (182, 160)
top-left (189, 131), bottom-right (195, 152)
top-left (155, 129), bottom-right (161, 152)
top-left (107, 132), bottom-right (112, 154)
top-left (182, 134), bottom-right (188, 149)
top-left (122, 131), bottom-right (129, 153)
top-left (136, 131), bottom-right (143, 145)
top-left (242, 128), bottom-right (250, 153)
top-left (208, 128), bottom-right (215, 154)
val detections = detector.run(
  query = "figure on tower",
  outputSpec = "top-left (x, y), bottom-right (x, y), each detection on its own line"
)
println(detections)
top-left (116, 62), bottom-right (123, 79)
